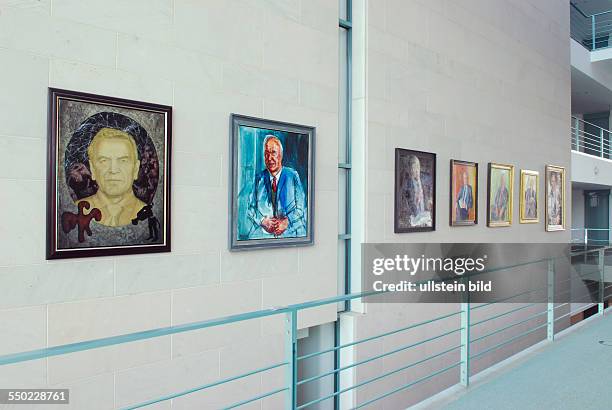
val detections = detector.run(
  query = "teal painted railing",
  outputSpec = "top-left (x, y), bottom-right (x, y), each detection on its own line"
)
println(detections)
top-left (571, 3), bottom-right (612, 51)
top-left (1, 247), bottom-right (611, 409)
top-left (571, 228), bottom-right (611, 246)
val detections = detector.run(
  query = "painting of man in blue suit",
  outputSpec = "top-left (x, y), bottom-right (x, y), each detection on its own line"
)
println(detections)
top-left (456, 171), bottom-right (474, 221)
top-left (230, 115), bottom-right (314, 250)
top-left (246, 136), bottom-right (307, 239)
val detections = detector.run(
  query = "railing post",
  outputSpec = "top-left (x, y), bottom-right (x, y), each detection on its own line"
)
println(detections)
top-left (592, 15), bottom-right (596, 50)
top-left (547, 258), bottom-right (555, 341)
top-left (601, 128), bottom-right (605, 158)
top-left (460, 290), bottom-right (470, 387)
top-left (584, 229), bottom-right (589, 264)
top-left (599, 249), bottom-right (605, 315)
top-left (285, 310), bottom-right (298, 409)
top-left (574, 117), bottom-right (580, 151)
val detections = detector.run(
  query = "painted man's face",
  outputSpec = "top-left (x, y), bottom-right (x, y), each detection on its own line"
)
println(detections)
top-left (90, 137), bottom-right (139, 197)
top-left (462, 171), bottom-right (469, 185)
top-left (264, 139), bottom-right (283, 174)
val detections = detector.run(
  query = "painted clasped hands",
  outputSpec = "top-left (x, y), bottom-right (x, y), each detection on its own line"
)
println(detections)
top-left (261, 216), bottom-right (289, 236)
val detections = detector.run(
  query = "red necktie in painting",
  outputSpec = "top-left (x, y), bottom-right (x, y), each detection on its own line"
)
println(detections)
top-left (272, 176), bottom-right (277, 192)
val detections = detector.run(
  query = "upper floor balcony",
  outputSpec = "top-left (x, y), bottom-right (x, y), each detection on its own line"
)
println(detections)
top-left (571, 116), bottom-right (612, 186)
top-left (571, 2), bottom-right (612, 53)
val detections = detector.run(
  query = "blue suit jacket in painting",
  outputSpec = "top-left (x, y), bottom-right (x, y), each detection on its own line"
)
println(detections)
top-left (246, 167), bottom-right (307, 239)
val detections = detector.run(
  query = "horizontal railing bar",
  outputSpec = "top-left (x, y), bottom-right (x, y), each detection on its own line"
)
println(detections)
top-left (592, 38), bottom-right (612, 45)
top-left (573, 135), bottom-right (611, 147)
top-left (297, 344), bottom-right (462, 409)
top-left (471, 302), bottom-right (540, 327)
top-left (570, 27), bottom-right (592, 36)
top-left (554, 288), bottom-right (598, 302)
top-left (2, 246), bottom-right (610, 367)
top-left (120, 362), bottom-right (288, 409)
top-left (571, 303), bottom-right (598, 314)
top-left (471, 310), bottom-right (547, 344)
top-left (555, 311), bottom-right (573, 322)
top-left (223, 387), bottom-right (288, 410)
top-left (595, 26), bottom-right (612, 34)
top-left (570, 27), bottom-right (592, 34)
top-left (592, 9), bottom-right (612, 17)
top-left (572, 126), bottom-right (612, 138)
top-left (554, 302), bottom-right (569, 309)
top-left (470, 286), bottom-right (546, 311)
top-left (297, 310), bottom-right (461, 361)
top-left (0, 291), bottom-right (384, 366)
top-left (577, 136), bottom-right (611, 148)
top-left (352, 361), bottom-right (462, 409)
top-left (296, 327), bottom-right (462, 386)
top-left (572, 117), bottom-right (612, 134)
top-left (471, 323), bottom-right (547, 360)
top-left (570, 228), bottom-right (612, 231)
top-left (576, 139), bottom-right (608, 151)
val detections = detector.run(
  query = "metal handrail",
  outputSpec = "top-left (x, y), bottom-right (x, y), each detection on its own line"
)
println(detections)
top-left (571, 228), bottom-right (612, 246)
top-left (571, 116), bottom-right (612, 160)
top-left (1, 246), bottom-right (611, 409)
top-left (570, 3), bottom-right (612, 50)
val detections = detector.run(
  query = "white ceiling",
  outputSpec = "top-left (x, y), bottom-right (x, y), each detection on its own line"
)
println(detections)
top-left (571, 66), bottom-right (612, 114)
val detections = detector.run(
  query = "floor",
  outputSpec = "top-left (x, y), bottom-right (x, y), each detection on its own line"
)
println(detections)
top-left (441, 313), bottom-right (612, 410)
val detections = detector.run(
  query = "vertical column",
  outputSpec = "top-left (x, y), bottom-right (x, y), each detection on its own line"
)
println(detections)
top-left (285, 310), bottom-right (298, 409)
top-left (547, 258), bottom-right (555, 341)
top-left (599, 249), bottom-right (605, 315)
top-left (460, 289), bottom-right (470, 387)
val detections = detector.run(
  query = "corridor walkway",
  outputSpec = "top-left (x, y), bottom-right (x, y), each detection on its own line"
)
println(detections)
top-left (442, 312), bottom-right (612, 409)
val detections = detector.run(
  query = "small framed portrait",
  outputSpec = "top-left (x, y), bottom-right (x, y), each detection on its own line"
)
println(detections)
top-left (519, 170), bottom-right (539, 224)
top-left (230, 114), bottom-right (314, 250)
top-left (487, 163), bottom-right (514, 227)
top-left (450, 159), bottom-right (478, 226)
top-left (545, 165), bottom-right (565, 231)
top-left (394, 148), bottom-right (436, 233)
top-left (47, 88), bottom-right (172, 259)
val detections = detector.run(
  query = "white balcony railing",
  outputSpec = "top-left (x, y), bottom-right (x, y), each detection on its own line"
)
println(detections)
top-left (571, 116), bottom-right (612, 160)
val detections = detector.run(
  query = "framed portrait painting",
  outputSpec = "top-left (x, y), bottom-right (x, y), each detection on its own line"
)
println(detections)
top-left (545, 165), bottom-right (565, 231)
top-left (230, 114), bottom-right (314, 250)
top-left (519, 170), bottom-right (539, 224)
top-left (487, 163), bottom-right (514, 227)
top-left (47, 88), bottom-right (172, 259)
top-left (395, 148), bottom-right (436, 233)
top-left (450, 159), bottom-right (478, 226)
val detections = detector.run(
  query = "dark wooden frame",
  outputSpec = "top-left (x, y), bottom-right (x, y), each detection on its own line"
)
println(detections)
top-left (450, 159), bottom-right (478, 226)
top-left (46, 88), bottom-right (172, 259)
top-left (229, 114), bottom-right (315, 251)
top-left (486, 162), bottom-right (514, 228)
top-left (394, 148), bottom-right (436, 233)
